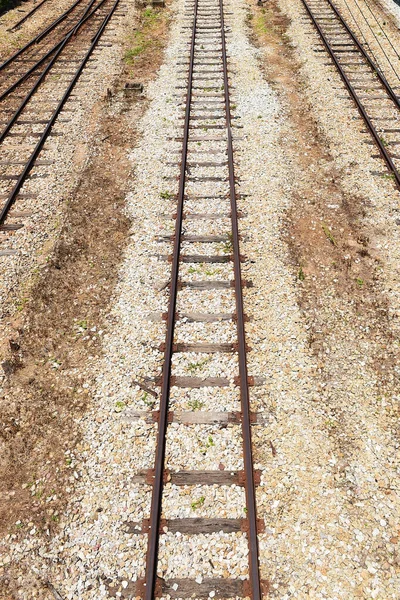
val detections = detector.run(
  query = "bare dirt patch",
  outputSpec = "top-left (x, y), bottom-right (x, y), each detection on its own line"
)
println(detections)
top-left (0, 2), bottom-right (171, 588)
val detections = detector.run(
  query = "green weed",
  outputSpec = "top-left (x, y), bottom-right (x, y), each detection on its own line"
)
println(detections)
top-left (188, 356), bottom-right (211, 373)
top-left (206, 435), bottom-right (214, 448)
top-left (188, 398), bottom-right (205, 410)
top-left (221, 233), bottom-right (233, 254)
top-left (191, 496), bottom-right (205, 510)
top-left (322, 223), bottom-right (337, 246)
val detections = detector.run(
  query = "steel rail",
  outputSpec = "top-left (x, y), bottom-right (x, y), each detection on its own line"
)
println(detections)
top-left (34, 0), bottom-right (90, 42)
top-left (71, 0), bottom-right (97, 34)
top-left (0, 42), bottom-right (61, 103)
top-left (364, 0), bottom-right (400, 64)
top-left (0, 0), bottom-right (83, 71)
top-left (219, 0), bottom-right (262, 596)
top-left (0, 0), bottom-right (108, 143)
top-left (348, 0), bottom-right (400, 82)
top-left (301, 0), bottom-right (400, 189)
top-left (9, 0), bottom-right (48, 31)
top-left (0, 0), bottom-right (99, 104)
top-left (0, 0), bottom-right (120, 226)
top-left (324, 0), bottom-right (400, 110)
top-left (143, 0), bottom-right (198, 597)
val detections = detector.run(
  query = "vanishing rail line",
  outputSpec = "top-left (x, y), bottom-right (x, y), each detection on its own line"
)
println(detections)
top-left (0, 0), bottom-right (105, 105)
top-left (8, 0), bottom-right (49, 31)
top-left (0, 0), bottom-right (87, 72)
top-left (122, 0), bottom-right (265, 597)
top-left (300, 0), bottom-right (400, 189)
top-left (0, 0), bottom-right (122, 250)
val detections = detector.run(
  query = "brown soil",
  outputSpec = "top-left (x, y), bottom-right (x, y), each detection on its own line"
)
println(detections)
top-left (248, 0), bottom-right (400, 450)
top-left (0, 0), bottom-right (170, 575)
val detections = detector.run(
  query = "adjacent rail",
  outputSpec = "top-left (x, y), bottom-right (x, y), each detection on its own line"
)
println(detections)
top-left (8, 0), bottom-right (48, 31)
top-left (0, 0), bottom-right (120, 230)
top-left (300, 0), bottom-right (400, 189)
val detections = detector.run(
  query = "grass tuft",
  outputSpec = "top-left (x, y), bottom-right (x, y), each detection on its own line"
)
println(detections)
top-left (322, 223), bottom-right (337, 246)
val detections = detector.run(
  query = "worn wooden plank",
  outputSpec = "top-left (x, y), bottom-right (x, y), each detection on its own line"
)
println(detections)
top-left (180, 280), bottom-right (232, 289)
top-left (0, 223), bottom-right (23, 231)
top-left (190, 99), bottom-right (225, 104)
top-left (131, 378), bottom-right (158, 398)
top-left (184, 194), bottom-right (228, 199)
top-left (161, 577), bottom-right (248, 597)
top-left (0, 250), bottom-right (17, 256)
top-left (147, 311), bottom-right (165, 322)
top-left (170, 376), bottom-right (230, 387)
top-left (158, 214), bottom-right (231, 222)
top-left (186, 164), bottom-right (227, 169)
top-left (190, 116), bottom-right (225, 121)
top-left (121, 520), bottom-right (142, 533)
top-left (120, 410), bottom-right (269, 426)
top-left (181, 254), bottom-right (231, 263)
top-left (173, 342), bottom-right (234, 353)
top-left (0, 193), bottom-right (37, 199)
top-left (129, 469), bottom-right (243, 486)
top-left (171, 410), bottom-right (240, 424)
top-left (240, 375), bottom-right (266, 387)
top-left (8, 210), bottom-right (33, 217)
top-left (0, 159), bottom-right (53, 165)
top-left (185, 212), bottom-right (230, 218)
top-left (187, 148), bottom-right (226, 155)
top-left (169, 470), bottom-right (242, 485)
top-left (121, 409), bottom-right (155, 424)
top-left (129, 468), bottom-right (261, 486)
top-left (182, 234), bottom-right (230, 242)
top-left (179, 311), bottom-right (233, 322)
top-left (105, 577), bottom-right (251, 599)
top-left (130, 469), bottom-right (151, 484)
top-left (164, 517), bottom-right (243, 533)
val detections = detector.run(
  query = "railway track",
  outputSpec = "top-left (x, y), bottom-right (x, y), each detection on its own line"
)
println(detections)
top-left (1, 0), bottom-right (87, 75)
top-left (8, 0), bottom-right (49, 31)
top-left (300, 0), bottom-right (400, 189)
top-left (0, 0), bottom-right (123, 252)
top-left (105, 0), bottom-right (266, 597)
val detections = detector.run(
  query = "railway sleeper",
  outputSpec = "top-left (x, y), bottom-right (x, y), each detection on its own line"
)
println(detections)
top-left (106, 576), bottom-right (270, 599)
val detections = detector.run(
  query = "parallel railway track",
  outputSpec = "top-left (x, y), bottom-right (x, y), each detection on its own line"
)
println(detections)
top-left (1, 0), bottom-right (87, 73)
top-left (299, 0), bottom-right (400, 189)
top-left (8, 0), bottom-right (49, 31)
top-left (0, 0), bottom-right (123, 250)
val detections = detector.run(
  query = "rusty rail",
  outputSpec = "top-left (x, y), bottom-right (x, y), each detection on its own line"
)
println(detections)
top-left (300, 0), bottom-right (400, 189)
top-left (144, 0), bottom-right (263, 597)
top-left (0, 0), bottom-right (120, 225)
